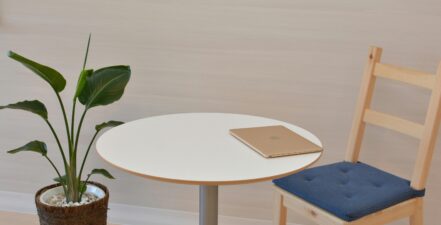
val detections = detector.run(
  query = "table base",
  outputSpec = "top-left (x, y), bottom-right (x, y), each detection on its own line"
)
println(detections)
top-left (199, 185), bottom-right (218, 225)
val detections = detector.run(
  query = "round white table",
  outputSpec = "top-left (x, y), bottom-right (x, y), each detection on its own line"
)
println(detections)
top-left (97, 113), bottom-right (322, 225)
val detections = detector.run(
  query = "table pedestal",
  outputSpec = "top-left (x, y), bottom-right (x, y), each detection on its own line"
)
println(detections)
top-left (199, 185), bottom-right (218, 225)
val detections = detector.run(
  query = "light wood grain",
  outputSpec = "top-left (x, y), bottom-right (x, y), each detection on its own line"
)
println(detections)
top-left (0, 211), bottom-right (118, 225)
top-left (409, 198), bottom-right (424, 225)
top-left (349, 198), bottom-right (419, 225)
top-left (275, 187), bottom-right (343, 225)
top-left (374, 63), bottom-right (435, 89)
top-left (273, 192), bottom-right (287, 225)
top-left (363, 109), bottom-right (424, 139)
top-left (345, 47), bottom-right (382, 162)
top-left (411, 62), bottom-right (441, 190)
top-left (0, 211), bottom-right (38, 225)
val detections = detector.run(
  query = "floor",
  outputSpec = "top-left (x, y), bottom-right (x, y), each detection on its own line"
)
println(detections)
top-left (0, 211), bottom-right (38, 225)
top-left (0, 211), bottom-right (117, 225)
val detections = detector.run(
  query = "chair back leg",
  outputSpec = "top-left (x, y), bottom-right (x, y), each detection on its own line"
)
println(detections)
top-left (274, 193), bottom-right (287, 225)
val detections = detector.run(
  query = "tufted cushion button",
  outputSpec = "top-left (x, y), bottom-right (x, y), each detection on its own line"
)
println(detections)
top-left (373, 183), bottom-right (382, 188)
top-left (304, 176), bottom-right (314, 182)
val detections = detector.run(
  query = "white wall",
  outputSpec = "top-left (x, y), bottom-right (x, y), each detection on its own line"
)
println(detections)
top-left (0, 1), bottom-right (441, 224)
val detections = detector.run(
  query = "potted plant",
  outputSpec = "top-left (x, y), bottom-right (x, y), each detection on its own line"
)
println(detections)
top-left (0, 35), bottom-right (131, 225)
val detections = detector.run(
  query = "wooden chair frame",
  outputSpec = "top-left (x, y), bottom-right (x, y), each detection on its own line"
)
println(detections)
top-left (274, 46), bottom-right (441, 225)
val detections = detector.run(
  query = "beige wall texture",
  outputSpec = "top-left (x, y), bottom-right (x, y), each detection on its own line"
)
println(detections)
top-left (1, 0), bottom-right (441, 224)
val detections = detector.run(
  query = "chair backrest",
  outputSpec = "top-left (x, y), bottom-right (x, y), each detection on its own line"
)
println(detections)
top-left (345, 46), bottom-right (441, 190)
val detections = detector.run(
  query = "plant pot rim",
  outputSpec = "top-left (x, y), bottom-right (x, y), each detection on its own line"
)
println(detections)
top-left (35, 181), bottom-right (109, 211)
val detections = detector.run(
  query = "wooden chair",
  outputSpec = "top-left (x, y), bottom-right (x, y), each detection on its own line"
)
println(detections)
top-left (273, 46), bottom-right (441, 225)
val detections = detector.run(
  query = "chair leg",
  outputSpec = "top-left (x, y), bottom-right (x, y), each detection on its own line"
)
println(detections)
top-left (274, 192), bottom-right (287, 225)
top-left (410, 198), bottom-right (424, 225)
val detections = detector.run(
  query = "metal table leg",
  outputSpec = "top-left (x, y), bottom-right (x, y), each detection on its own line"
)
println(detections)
top-left (199, 185), bottom-right (218, 225)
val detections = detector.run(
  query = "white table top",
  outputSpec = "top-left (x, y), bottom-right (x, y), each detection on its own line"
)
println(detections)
top-left (97, 113), bottom-right (322, 185)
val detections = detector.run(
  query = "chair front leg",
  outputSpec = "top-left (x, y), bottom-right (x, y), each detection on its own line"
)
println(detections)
top-left (274, 192), bottom-right (288, 225)
top-left (410, 198), bottom-right (424, 225)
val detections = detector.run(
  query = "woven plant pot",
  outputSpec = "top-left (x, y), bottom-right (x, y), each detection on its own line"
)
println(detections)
top-left (35, 181), bottom-right (109, 225)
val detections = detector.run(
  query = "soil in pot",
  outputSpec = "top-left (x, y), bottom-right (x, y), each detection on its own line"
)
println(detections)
top-left (47, 192), bottom-right (99, 207)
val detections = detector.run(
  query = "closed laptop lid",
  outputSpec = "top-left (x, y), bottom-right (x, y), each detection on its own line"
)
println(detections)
top-left (230, 125), bottom-right (323, 158)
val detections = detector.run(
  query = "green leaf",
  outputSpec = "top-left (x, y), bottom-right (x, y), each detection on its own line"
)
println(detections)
top-left (7, 140), bottom-right (47, 156)
top-left (54, 175), bottom-right (67, 185)
top-left (89, 168), bottom-right (115, 179)
top-left (8, 51), bottom-right (66, 93)
top-left (74, 69), bottom-right (93, 99)
top-left (82, 33), bottom-right (92, 70)
top-left (80, 181), bottom-right (87, 195)
top-left (0, 100), bottom-right (48, 120)
top-left (78, 65), bottom-right (131, 109)
top-left (95, 120), bottom-right (124, 132)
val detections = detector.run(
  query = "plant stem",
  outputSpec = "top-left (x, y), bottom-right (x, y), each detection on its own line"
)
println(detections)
top-left (45, 120), bottom-right (69, 173)
top-left (55, 92), bottom-right (72, 154)
top-left (69, 100), bottom-right (77, 201)
top-left (77, 130), bottom-right (98, 186)
top-left (71, 109), bottom-right (87, 201)
top-left (71, 33), bottom-right (91, 143)
top-left (45, 155), bottom-right (67, 196)
top-left (71, 100), bottom-right (76, 145)
top-left (45, 119), bottom-right (72, 198)
top-left (74, 109), bottom-right (87, 152)
top-left (54, 92), bottom-right (76, 201)
top-left (67, 34), bottom-right (92, 202)
top-left (73, 32), bottom-right (89, 144)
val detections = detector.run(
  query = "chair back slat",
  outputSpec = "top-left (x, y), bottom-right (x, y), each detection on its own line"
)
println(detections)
top-left (363, 109), bottom-right (424, 139)
top-left (345, 46), bottom-right (441, 190)
top-left (374, 63), bottom-right (435, 89)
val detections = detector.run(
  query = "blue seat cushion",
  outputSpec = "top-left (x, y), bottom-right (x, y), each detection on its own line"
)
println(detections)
top-left (273, 161), bottom-right (425, 221)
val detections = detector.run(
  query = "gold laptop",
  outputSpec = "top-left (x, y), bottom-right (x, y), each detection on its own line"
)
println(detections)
top-left (230, 125), bottom-right (322, 158)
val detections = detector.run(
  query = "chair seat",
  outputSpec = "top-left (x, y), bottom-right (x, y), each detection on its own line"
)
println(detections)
top-left (273, 162), bottom-right (425, 221)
